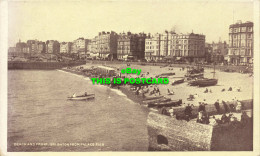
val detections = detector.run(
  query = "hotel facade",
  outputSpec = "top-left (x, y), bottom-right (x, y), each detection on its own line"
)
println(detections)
top-left (117, 32), bottom-right (146, 60)
top-left (228, 21), bottom-right (253, 65)
top-left (145, 31), bottom-right (205, 62)
top-left (89, 31), bottom-right (118, 59)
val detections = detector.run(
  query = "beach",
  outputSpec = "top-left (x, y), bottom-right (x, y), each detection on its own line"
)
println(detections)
top-left (64, 62), bottom-right (253, 107)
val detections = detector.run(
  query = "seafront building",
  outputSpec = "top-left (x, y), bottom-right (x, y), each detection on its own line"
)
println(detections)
top-left (27, 40), bottom-right (40, 53)
top-left (46, 40), bottom-right (60, 54)
top-left (145, 31), bottom-right (205, 62)
top-left (228, 21), bottom-right (253, 65)
top-left (38, 41), bottom-right (46, 53)
top-left (117, 32), bottom-right (146, 60)
top-left (8, 47), bottom-right (16, 53)
top-left (204, 43), bottom-right (212, 63)
top-left (89, 31), bottom-right (118, 60)
top-left (60, 42), bottom-right (72, 53)
top-left (70, 38), bottom-right (91, 57)
top-left (89, 36), bottom-right (98, 54)
top-left (211, 41), bottom-right (228, 64)
top-left (16, 40), bottom-right (28, 53)
top-left (145, 31), bottom-right (170, 61)
top-left (170, 32), bottom-right (205, 62)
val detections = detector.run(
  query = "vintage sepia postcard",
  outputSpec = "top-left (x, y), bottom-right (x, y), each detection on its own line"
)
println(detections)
top-left (0, 0), bottom-right (259, 155)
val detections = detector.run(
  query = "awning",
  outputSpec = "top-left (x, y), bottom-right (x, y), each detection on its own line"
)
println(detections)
top-left (164, 56), bottom-right (174, 59)
top-left (176, 57), bottom-right (182, 60)
top-left (123, 55), bottom-right (128, 59)
top-left (89, 53), bottom-right (99, 57)
top-left (104, 54), bottom-right (111, 58)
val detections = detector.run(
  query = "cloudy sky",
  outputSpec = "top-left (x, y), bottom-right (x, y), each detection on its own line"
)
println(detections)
top-left (8, 0), bottom-right (254, 47)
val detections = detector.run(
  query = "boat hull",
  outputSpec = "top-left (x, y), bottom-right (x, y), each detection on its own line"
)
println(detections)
top-left (144, 95), bottom-right (164, 100)
top-left (67, 94), bottom-right (95, 100)
top-left (198, 79), bottom-right (218, 87)
top-left (148, 99), bottom-right (182, 108)
top-left (172, 79), bottom-right (184, 85)
top-left (144, 97), bottom-right (171, 105)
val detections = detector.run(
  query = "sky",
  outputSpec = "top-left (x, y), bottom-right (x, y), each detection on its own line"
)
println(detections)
top-left (8, 0), bottom-right (254, 47)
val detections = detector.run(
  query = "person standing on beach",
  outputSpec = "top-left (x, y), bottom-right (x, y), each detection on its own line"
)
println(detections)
top-left (214, 99), bottom-right (221, 114)
top-left (222, 100), bottom-right (229, 113)
top-left (198, 102), bottom-right (206, 112)
top-left (184, 104), bottom-right (193, 121)
top-left (236, 100), bottom-right (242, 112)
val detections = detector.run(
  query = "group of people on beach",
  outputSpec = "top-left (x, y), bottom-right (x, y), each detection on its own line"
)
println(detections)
top-left (203, 86), bottom-right (242, 94)
top-left (221, 87), bottom-right (241, 92)
top-left (160, 97), bottom-right (250, 127)
top-left (131, 85), bottom-right (161, 98)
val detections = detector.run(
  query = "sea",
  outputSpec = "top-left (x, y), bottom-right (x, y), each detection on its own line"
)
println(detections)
top-left (8, 70), bottom-right (149, 151)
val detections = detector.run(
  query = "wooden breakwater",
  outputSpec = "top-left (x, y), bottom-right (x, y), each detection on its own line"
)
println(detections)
top-left (8, 61), bottom-right (86, 70)
top-left (147, 99), bottom-right (253, 151)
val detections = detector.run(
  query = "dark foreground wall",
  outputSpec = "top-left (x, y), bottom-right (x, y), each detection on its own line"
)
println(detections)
top-left (147, 99), bottom-right (253, 151)
top-left (8, 61), bottom-right (86, 70)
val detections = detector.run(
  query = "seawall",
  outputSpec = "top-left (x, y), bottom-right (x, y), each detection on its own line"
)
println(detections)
top-left (8, 61), bottom-right (86, 70)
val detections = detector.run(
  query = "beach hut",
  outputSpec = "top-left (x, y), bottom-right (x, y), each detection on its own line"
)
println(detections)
top-left (96, 66), bottom-right (116, 77)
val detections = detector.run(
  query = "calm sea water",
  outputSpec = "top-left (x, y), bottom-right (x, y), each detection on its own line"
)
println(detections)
top-left (8, 70), bottom-right (149, 151)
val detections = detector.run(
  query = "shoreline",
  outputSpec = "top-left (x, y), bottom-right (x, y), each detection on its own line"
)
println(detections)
top-left (60, 68), bottom-right (148, 106)
top-left (60, 63), bottom-right (253, 108)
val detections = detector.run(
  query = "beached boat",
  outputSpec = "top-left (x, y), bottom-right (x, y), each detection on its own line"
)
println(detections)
top-left (160, 64), bottom-right (169, 68)
top-left (172, 78), bottom-right (184, 85)
top-left (185, 73), bottom-right (204, 79)
top-left (148, 99), bottom-right (182, 107)
top-left (188, 78), bottom-right (206, 86)
top-left (156, 72), bottom-right (175, 78)
top-left (67, 94), bottom-right (95, 100)
top-left (197, 79), bottom-right (218, 87)
top-left (188, 78), bottom-right (217, 87)
top-left (144, 95), bottom-right (164, 100)
top-left (186, 65), bottom-right (204, 74)
top-left (143, 97), bottom-right (171, 105)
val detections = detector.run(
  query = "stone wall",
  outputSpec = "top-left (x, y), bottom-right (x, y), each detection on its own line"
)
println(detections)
top-left (147, 99), bottom-right (253, 151)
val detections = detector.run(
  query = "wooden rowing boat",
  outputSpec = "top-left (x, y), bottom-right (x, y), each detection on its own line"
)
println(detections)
top-left (197, 79), bottom-right (218, 87)
top-left (67, 94), bottom-right (95, 100)
top-left (144, 95), bottom-right (164, 100)
top-left (143, 97), bottom-right (171, 105)
top-left (172, 78), bottom-right (184, 85)
top-left (148, 99), bottom-right (182, 107)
